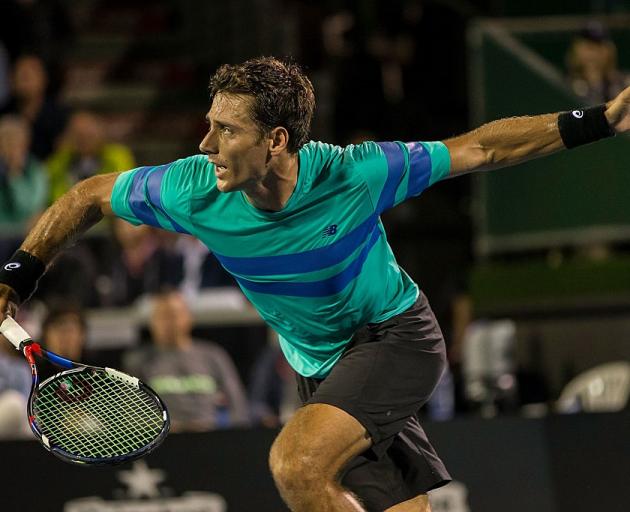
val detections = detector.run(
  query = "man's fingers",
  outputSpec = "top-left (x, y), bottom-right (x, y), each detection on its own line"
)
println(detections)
top-left (6, 301), bottom-right (17, 319)
top-left (606, 89), bottom-right (630, 133)
top-left (0, 301), bottom-right (17, 324)
top-left (0, 283), bottom-right (20, 324)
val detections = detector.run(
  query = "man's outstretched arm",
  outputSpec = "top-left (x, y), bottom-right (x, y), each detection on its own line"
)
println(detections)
top-left (444, 85), bottom-right (630, 175)
top-left (0, 173), bottom-right (119, 321)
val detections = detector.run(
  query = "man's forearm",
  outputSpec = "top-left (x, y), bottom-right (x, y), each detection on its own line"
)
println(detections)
top-left (20, 174), bottom-right (114, 264)
top-left (445, 89), bottom-right (628, 175)
top-left (445, 112), bottom-right (564, 175)
top-left (473, 112), bottom-right (562, 168)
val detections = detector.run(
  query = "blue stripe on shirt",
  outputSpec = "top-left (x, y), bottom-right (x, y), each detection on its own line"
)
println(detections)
top-left (234, 225), bottom-right (382, 297)
top-left (145, 164), bottom-right (190, 234)
top-left (214, 213), bottom-right (378, 276)
top-left (375, 142), bottom-right (406, 213)
top-left (405, 142), bottom-right (432, 199)
top-left (129, 167), bottom-right (162, 228)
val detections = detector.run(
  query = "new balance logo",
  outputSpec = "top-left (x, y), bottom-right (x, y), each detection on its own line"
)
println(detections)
top-left (322, 224), bottom-right (338, 237)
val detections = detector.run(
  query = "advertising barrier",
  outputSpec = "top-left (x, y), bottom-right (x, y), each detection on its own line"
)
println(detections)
top-left (1, 412), bottom-right (628, 512)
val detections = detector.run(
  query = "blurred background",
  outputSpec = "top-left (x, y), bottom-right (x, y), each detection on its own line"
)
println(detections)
top-left (0, 1), bottom-right (629, 511)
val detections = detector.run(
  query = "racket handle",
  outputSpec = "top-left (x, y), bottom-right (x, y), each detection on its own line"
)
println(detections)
top-left (0, 316), bottom-right (32, 349)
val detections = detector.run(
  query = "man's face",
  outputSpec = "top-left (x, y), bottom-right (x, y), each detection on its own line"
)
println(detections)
top-left (198, 92), bottom-right (270, 193)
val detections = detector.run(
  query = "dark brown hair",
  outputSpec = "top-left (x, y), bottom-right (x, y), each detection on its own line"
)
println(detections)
top-left (209, 57), bottom-right (315, 153)
top-left (42, 303), bottom-right (87, 336)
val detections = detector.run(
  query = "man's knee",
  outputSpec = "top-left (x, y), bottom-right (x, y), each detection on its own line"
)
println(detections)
top-left (269, 403), bottom-right (372, 501)
top-left (269, 432), bottom-right (325, 492)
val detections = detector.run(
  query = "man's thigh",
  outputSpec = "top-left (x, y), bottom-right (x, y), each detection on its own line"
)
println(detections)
top-left (269, 402), bottom-right (372, 478)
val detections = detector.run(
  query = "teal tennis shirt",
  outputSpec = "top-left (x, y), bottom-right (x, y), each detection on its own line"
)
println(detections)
top-left (111, 140), bottom-right (451, 377)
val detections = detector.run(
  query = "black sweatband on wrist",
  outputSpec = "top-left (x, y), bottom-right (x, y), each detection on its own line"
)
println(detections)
top-left (0, 250), bottom-right (46, 304)
top-left (557, 104), bottom-right (616, 149)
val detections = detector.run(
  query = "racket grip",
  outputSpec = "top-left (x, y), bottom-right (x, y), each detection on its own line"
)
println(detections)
top-left (0, 316), bottom-right (32, 349)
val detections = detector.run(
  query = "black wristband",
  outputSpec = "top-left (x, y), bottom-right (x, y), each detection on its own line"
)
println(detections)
top-left (557, 104), bottom-right (616, 149)
top-left (0, 250), bottom-right (46, 304)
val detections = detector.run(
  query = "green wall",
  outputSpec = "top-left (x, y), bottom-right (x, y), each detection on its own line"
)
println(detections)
top-left (475, 26), bottom-right (630, 254)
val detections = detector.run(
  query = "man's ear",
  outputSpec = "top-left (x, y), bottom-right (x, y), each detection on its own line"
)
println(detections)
top-left (268, 126), bottom-right (290, 155)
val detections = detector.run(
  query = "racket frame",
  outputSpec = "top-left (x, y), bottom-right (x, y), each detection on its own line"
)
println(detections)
top-left (1, 317), bottom-right (170, 466)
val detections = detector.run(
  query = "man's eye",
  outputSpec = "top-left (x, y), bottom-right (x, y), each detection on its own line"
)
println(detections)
top-left (221, 126), bottom-right (233, 134)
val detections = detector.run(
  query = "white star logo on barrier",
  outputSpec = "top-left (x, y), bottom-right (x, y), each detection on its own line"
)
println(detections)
top-left (117, 460), bottom-right (166, 499)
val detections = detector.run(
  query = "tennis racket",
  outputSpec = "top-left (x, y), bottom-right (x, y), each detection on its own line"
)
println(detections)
top-left (0, 316), bottom-right (170, 466)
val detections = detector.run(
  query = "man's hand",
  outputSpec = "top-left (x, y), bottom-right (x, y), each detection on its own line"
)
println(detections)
top-left (605, 85), bottom-right (630, 133)
top-left (0, 284), bottom-right (18, 323)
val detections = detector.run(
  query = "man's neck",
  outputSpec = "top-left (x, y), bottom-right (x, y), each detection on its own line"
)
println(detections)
top-left (244, 152), bottom-right (299, 211)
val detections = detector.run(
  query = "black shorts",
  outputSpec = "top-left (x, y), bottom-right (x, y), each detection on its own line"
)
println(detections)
top-left (296, 292), bottom-right (452, 511)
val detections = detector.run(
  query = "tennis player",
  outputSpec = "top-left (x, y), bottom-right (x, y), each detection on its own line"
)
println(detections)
top-left (1, 57), bottom-right (629, 511)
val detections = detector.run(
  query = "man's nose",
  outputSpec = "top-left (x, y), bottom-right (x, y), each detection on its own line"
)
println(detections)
top-left (199, 130), bottom-right (218, 155)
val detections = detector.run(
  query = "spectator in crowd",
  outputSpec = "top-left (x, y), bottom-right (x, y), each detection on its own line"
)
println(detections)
top-left (41, 302), bottom-right (87, 362)
top-left (123, 290), bottom-right (250, 432)
top-left (0, 54), bottom-right (70, 160)
top-left (0, 114), bottom-right (48, 261)
top-left (34, 240), bottom-right (101, 307)
top-left (34, 302), bottom-right (88, 382)
top-left (0, 332), bottom-right (31, 439)
top-left (172, 234), bottom-right (236, 301)
top-left (566, 22), bottom-right (630, 104)
top-left (46, 111), bottom-right (135, 202)
top-left (249, 340), bottom-right (300, 428)
top-left (97, 218), bottom-right (183, 307)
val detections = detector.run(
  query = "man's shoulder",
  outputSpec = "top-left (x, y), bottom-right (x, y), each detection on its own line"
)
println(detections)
top-left (169, 154), bottom-right (211, 173)
top-left (162, 154), bottom-right (215, 193)
top-left (301, 140), bottom-right (380, 158)
top-left (300, 140), bottom-right (382, 175)
top-left (122, 154), bottom-right (210, 181)
top-left (301, 140), bottom-right (342, 154)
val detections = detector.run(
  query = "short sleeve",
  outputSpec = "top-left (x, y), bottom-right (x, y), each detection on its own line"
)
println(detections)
top-left (349, 140), bottom-right (451, 214)
top-left (110, 155), bottom-right (209, 234)
top-left (377, 141), bottom-right (451, 210)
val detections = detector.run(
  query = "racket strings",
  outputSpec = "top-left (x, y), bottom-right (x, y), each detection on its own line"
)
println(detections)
top-left (34, 369), bottom-right (164, 460)
top-left (36, 374), bottom-right (160, 458)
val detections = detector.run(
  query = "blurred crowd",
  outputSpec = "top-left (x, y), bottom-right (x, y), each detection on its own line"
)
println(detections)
top-left (1, 1), bottom-right (629, 441)
top-left (565, 21), bottom-right (630, 104)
